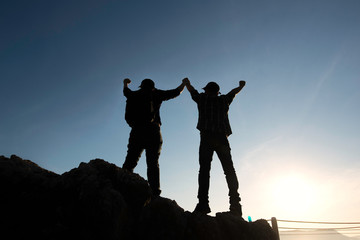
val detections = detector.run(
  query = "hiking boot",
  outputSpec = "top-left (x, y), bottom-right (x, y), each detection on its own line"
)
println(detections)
top-left (193, 203), bottom-right (211, 214)
top-left (229, 203), bottom-right (242, 216)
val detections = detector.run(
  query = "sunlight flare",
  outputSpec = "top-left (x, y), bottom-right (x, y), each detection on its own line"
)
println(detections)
top-left (271, 174), bottom-right (317, 217)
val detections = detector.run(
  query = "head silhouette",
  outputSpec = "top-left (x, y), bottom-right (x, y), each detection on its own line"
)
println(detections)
top-left (203, 82), bottom-right (220, 95)
top-left (139, 79), bottom-right (155, 90)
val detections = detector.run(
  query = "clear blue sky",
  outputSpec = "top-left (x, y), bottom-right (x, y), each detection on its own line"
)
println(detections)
top-left (1, 0), bottom-right (360, 229)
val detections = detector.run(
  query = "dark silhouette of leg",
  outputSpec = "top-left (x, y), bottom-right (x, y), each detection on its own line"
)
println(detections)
top-left (215, 136), bottom-right (242, 215)
top-left (145, 129), bottom-right (163, 196)
top-left (195, 133), bottom-right (213, 213)
top-left (123, 128), bottom-right (144, 171)
top-left (216, 147), bottom-right (241, 203)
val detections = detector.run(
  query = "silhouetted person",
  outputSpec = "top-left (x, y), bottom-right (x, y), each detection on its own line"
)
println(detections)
top-left (123, 78), bottom-right (186, 197)
top-left (184, 78), bottom-right (246, 215)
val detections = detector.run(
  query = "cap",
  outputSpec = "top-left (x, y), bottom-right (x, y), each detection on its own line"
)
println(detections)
top-left (139, 79), bottom-right (155, 90)
top-left (203, 82), bottom-right (220, 93)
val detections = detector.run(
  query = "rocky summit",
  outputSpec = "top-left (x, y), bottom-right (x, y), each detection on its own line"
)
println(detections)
top-left (0, 155), bottom-right (277, 240)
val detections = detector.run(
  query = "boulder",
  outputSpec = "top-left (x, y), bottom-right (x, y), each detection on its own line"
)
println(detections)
top-left (0, 155), bottom-right (276, 240)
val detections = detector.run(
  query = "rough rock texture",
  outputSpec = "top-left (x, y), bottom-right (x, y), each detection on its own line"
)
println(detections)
top-left (0, 155), bottom-right (277, 240)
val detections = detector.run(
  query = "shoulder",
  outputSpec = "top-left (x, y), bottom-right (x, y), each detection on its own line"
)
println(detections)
top-left (123, 87), bottom-right (132, 96)
top-left (221, 93), bottom-right (235, 103)
top-left (159, 88), bottom-right (181, 96)
top-left (153, 89), bottom-right (165, 94)
top-left (190, 89), bottom-right (201, 100)
top-left (124, 88), bottom-right (141, 98)
top-left (153, 89), bottom-right (170, 97)
top-left (190, 89), bottom-right (201, 96)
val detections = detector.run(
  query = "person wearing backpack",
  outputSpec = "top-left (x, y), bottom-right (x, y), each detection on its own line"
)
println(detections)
top-left (122, 78), bottom-right (186, 197)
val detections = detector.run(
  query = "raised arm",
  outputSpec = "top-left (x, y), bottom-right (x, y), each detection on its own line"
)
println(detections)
top-left (176, 79), bottom-right (187, 93)
top-left (183, 77), bottom-right (196, 92)
top-left (123, 78), bottom-right (132, 97)
top-left (228, 80), bottom-right (246, 96)
top-left (123, 78), bottom-right (131, 89)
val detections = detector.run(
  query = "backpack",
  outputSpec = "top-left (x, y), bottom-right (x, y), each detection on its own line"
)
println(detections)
top-left (125, 90), bottom-right (156, 127)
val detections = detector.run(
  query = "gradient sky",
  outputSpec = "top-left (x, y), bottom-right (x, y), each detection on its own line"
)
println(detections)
top-left (1, 0), bottom-right (360, 233)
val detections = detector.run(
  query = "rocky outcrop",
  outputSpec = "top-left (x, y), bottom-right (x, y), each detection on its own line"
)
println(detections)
top-left (0, 155), bottom-right (277, 240)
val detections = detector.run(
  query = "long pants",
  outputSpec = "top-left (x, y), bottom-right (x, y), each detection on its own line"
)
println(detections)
top-left (123, 124), bottom-right (162, 196)
top-left (197, 132), bottom-right (241, 205)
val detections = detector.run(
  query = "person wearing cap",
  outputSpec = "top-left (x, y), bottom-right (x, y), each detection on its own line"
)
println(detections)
top-left (122, 78), bottom-right (187, 197)
top-left (183, 78), bottom-right (246, 215)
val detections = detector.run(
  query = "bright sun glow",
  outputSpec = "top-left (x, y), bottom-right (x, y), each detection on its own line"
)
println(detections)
top-left (271, 174), bottom-right (317, 217)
